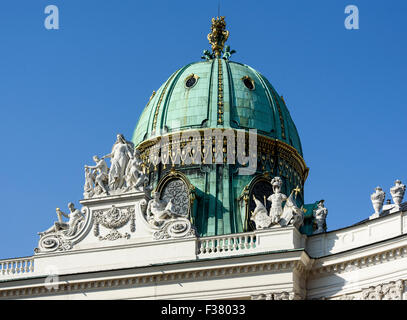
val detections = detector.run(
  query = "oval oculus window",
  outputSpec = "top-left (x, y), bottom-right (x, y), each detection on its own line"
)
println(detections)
top-left (242, 76), bottom-right (255, 91)
top-left (184, 74), bottom-right (199, 89)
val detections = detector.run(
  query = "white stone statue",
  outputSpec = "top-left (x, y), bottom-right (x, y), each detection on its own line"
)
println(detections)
top-left (146, 191), bottom-right (181, 227)
top-left (313, 200), bottom-right (328, 234)
top-left (85, 155), bottom-right (109, 195)
top-left (125, 149), bottom-right (147, 192)
top-left (250, 195), bottom-right (272, 229)
top-left (267, 177), bottom-right (287, 224)
top-left (144, 190), bottom-right (196, 240)
top-left (38, 203), bottom-right (85, 237)
top-left (83, 167), bottom-right (95, 197)
top-left (280, 190), bottom-right (304, 229)
top-left (103, 134), bottom-right (134, 190)
top-left (390, 180), bottom-right (406, 210)
top-left (370, 186), bottom-right (386, 219)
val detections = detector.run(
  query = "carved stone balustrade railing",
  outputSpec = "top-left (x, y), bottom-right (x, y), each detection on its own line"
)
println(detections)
top-left (0, 258), bottom-right (34, 278)
top-left (197, 232), bottom-right (257, 256)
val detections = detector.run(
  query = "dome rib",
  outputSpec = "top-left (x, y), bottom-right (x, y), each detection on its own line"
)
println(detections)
top-left (224, 60), bottom-right (238, 129)
top-left (259, 74), bottom-right (303, 156)
top-left (246, 65), bottom-right (278, 136)
top-left (205, 59), bottom-right (216, 124)
top-left (151, 68), bottom-right (181, 134)
top-left (159, 62), bottom-right (196, 133)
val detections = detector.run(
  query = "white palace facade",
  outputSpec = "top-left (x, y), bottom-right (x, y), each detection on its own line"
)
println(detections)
top-left (1, 17), bottom-right (407, 301)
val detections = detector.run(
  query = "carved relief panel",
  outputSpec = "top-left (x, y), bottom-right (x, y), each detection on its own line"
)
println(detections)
top-left (93, 205), bottom-right (135, 241)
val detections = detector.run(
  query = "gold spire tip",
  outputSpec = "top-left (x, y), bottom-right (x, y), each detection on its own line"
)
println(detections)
top-left (207, 16), bottom-right (229, 58)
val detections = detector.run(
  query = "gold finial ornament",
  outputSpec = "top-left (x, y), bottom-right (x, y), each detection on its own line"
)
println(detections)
top-left (207, 16), bottom-right (229, 57)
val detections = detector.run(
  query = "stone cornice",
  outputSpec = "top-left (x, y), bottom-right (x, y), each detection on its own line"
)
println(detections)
top-left (79, 191), bottom-right (145, 206)
top-left (0, 256), bottom-right (310, 299)
top-left (311, 240), bottom-right (407, 276)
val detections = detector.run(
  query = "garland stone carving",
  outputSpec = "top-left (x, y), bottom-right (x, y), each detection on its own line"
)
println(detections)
top-left (93, 205), bottom-right (135, 241)
top-left (84, 134), bottom-right (149, 199)
top-left (361, 280), bottom-right (404, 300)
top-left (250, 177), bottom-right (305, 230)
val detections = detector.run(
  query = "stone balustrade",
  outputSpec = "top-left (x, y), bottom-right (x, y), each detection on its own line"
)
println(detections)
top-left (197, 232), bottom-right (257, 256)
top-left (0, 258), bottom-right (34, 278)
top-left (0, 227), bottom-right (302, 281)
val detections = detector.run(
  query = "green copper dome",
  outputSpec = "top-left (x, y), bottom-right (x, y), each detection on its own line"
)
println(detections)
top-left (132, 59), bottom-right (303, 157)
top-left (130, 17), bottom-right (310, 237)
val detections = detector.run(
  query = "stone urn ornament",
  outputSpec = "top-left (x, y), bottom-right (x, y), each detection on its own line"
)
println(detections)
top-left (390, 180), bottom-right (406, 210)
top-left (370, 186), bottom-right (385, 220)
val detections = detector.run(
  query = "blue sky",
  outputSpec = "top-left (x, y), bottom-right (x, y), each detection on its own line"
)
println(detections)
top-left (0, 0), bottom-right (406, 259)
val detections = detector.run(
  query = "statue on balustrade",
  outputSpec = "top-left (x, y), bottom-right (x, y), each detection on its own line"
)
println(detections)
top-left (313, 200), bottom-right (328, 234)
top-left (267, 177), bottom-right (287, 224)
